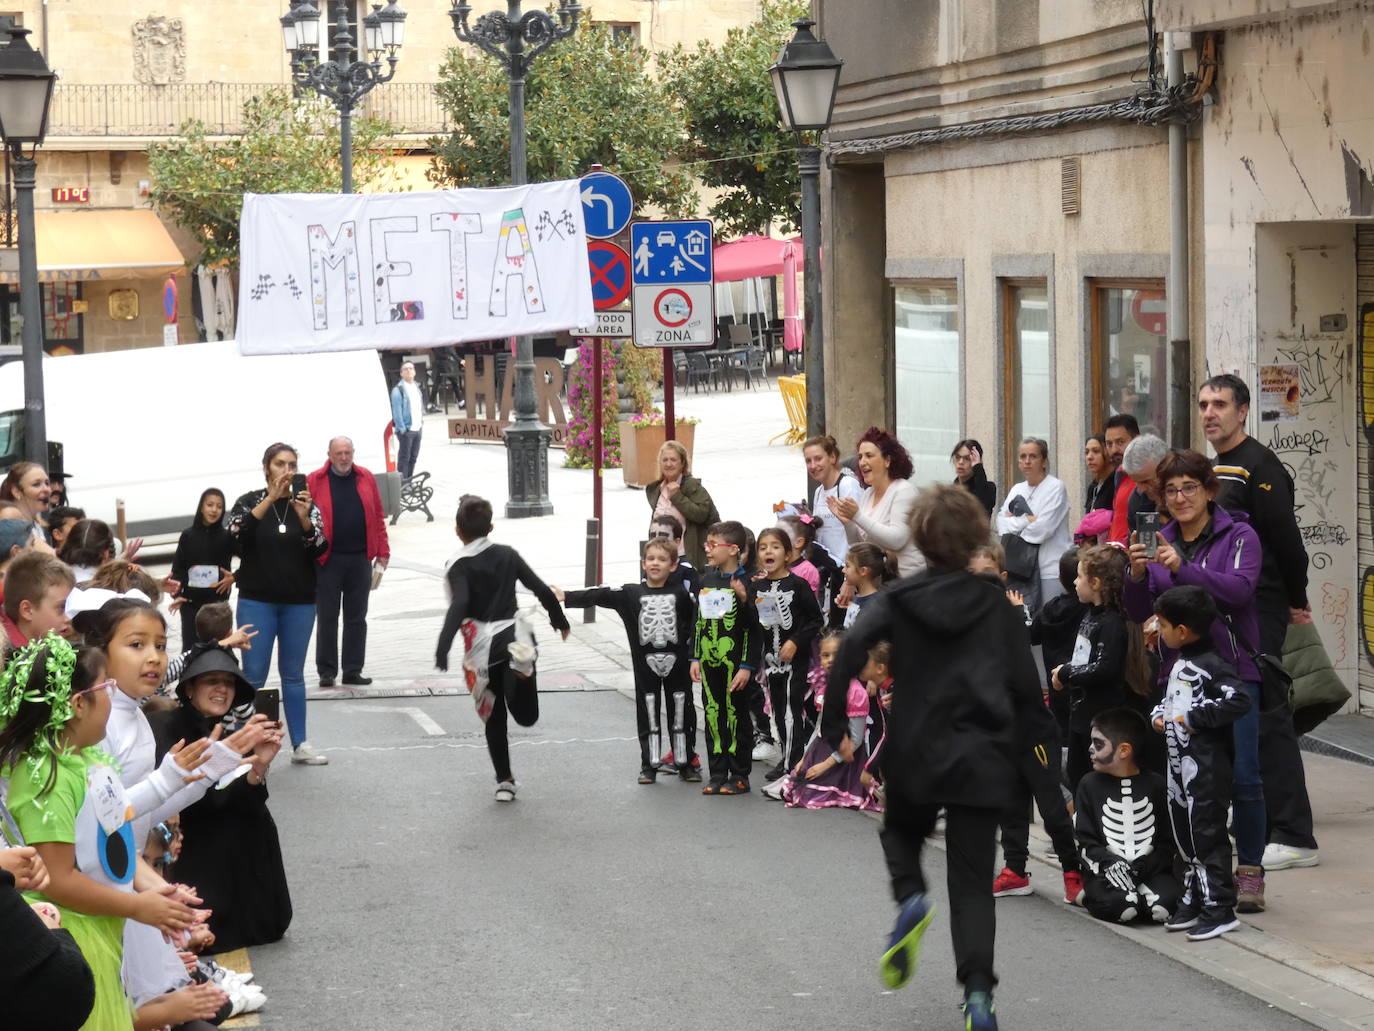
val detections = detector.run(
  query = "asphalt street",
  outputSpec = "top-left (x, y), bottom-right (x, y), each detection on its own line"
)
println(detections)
top-left (243, 690), bottom-right (1311, 1031)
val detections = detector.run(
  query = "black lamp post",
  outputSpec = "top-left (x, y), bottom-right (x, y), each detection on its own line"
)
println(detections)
top-left (450, 0), bottom-right (582, 518)
top-left (283, 0), bottom-right (407, 194)
top-left (770, 18), bottom-right (841, 442)
top-left (0, 24), bottom-right (56, 466)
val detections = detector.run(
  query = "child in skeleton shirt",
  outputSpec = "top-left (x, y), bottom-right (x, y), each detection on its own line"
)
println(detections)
top-left (753, 528), bottom-right (823, 782)
top-left (557, 539), bottom-right (698, 785)
top-left (1150, 586), bottom-right (1251, 941)
top-left (1074, 708), bottom-right (1179, 925)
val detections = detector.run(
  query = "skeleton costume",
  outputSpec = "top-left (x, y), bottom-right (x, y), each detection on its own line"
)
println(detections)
top-left (1153, 642), bottom-right (1251, 922)
top-left (1074, 770), bottom-right (1179, 923)
top-left (754, 572), bottom-right (822, 770)
top-left (563, 583), bottom-right (696, 774)
top-left (693, 569), bottom-right (762, 786)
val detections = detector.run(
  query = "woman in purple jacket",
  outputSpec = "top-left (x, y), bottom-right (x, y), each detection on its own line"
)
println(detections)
top-left (1123, 449), bottom-right (1268, 912)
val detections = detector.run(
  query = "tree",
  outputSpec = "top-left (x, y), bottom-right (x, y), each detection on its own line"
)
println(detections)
top-left (661, 0), bottom-right (808, 237)
top-left (429, 22), bottom-right (695, 217)
top-left (147, 89), bottom-right (396, 267)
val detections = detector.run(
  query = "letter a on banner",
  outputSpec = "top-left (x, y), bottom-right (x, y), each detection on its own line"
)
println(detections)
top-left (490, 208), bottom-right (545, 317)
top-left (430, 211), bottom-right (482, 319)
top-left (308, 222), bottom-right (363, 329)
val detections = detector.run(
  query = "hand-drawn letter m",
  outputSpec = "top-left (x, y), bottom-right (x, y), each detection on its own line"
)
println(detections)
top-left (307, 222), bottom-right (363, 330)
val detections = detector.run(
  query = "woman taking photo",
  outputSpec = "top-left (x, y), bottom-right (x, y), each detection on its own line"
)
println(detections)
top-left (645, 440), bottom-right (718, 572)
top-left (1083, 434), bottom-right (1115, 512)
top-left (950, 439), bottom-right (996, 515)
top-left (827, 427), bottom-right (924, 577)
top-left (995, 437), bottom-right (1071, 612)
top-left (1122, 448), bottom-right (1268, 913)
top-left (804, 434), bottom-right (862, 563)
top-left (0, 462), bottom-right (51, 543)
top-left (228, 443), bottom-right (329, 766)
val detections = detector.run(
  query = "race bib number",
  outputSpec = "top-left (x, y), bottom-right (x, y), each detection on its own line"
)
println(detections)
top-left (87, 766), bottom-right (131, 836)
top-left (754, 594), bottom-right (784, 627)
top-left (1070, 633), bottom-right (1092, 667)
top-left (699, 589), bottom-right (734, 620)
top-left (188, 565), bottom-right (220, 589)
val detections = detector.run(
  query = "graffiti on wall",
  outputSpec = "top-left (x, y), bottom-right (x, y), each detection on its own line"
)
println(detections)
top-left (1357, 305), bottom-right (1374, 670)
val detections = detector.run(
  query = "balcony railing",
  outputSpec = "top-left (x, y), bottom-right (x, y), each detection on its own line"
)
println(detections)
top-left (48, 82), bottom-right (452, 138)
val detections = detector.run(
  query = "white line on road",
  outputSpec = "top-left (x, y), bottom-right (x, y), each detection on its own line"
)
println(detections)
top-left (324, 735), bottom-right (638, 753)
top-left (334, 703), bottom-right (446, 736)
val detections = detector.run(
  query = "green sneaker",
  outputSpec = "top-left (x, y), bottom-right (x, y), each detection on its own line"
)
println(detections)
top-left (962, 990), bottom-right (997, 1030)
top-left (878, 892), bottom-right (934, 989)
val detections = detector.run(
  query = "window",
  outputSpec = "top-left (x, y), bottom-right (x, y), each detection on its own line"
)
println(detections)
top-left (1090, 281), bottom-right (1168, 441)
top-left (320, 1), bottom-right (360, 64)
top-left (893, 282), bottom-right (961, 485)
top-left (42, 283), bottom-right (83, 356)
top-left (603, 22), bottom-right (640, 44)
top-left (1001, 280), bottom-right (1051, 476)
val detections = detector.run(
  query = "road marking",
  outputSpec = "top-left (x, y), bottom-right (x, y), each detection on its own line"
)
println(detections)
top-left (334, 704), bottom-right (445, 736)
top-left (326, 735), bottom-right (637, 753)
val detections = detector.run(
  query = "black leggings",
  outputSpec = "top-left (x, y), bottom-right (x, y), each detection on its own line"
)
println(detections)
top-left (485, 659), bottom-right (539, 783)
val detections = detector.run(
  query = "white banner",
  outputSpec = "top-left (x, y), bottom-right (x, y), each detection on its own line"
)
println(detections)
top-left (235, 180), bottom-right (594, 355)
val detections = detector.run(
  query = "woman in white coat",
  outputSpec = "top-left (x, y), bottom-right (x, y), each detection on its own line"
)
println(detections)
top-left (995, 437), bottom-right (1071, 613)
top-left (827, 427), bottom-right (925, 578)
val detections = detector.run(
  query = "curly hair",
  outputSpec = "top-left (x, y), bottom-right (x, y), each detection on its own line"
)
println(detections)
top-left (856, 427), bottom-right (914, 483)
top-left (1078, 544), bottom-right (1153, 696)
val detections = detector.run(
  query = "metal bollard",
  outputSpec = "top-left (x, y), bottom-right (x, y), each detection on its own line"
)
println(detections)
top-left (583, 518), bottom-right (600, 623)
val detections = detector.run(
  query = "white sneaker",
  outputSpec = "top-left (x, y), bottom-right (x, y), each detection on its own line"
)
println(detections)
top-left (752, 740), bottom-right (779, 763)
top-left (1261, 842), bottom-right (1319, 870)
top-left (494, 780), bottom-right (517, 802)
top-left (291, 741), bottom-right (329, 765)
top-left (228, 985), bottom-right (266, 1016)
top-left (761, 777), bottom-right (787, 801)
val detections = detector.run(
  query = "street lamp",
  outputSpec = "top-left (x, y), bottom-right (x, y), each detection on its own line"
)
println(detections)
top-left (0, 24), bottom-right (56, 466)
top-left (770, 18), bottom-right (841, 442)
top-left (284, 0), bottom-right (407, 194)
top-left (450, 0), bottom-right (582, 519)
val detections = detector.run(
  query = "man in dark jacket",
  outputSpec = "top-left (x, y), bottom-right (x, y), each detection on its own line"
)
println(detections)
top-left (1200, 374), bottom-right (1319, 870)
top-left (824, 484), bottom-right (1049, 1031)
top-left (307, 436), bottom-right (390, 688)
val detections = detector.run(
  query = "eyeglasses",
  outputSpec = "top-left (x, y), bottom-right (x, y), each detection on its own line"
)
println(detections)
top-left (1163, 482), bottom-right (1203, 500)
top-left (72, 678), bottom-right (116, 699)
top-left (648, 529), bottom-right (673, 539)
top-left (705, 540), bottom-right (737, 551)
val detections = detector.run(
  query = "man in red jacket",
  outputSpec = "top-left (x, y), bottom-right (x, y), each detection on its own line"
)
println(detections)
top-left (307, 436), bottom-right (390, 687)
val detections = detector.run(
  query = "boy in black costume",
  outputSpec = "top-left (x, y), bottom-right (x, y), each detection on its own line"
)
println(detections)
top-left (1151, 586), bottom-right (1251, 941)
top-left (692, 520), bottom-right (761, 795)
top-left (557, 538), bottom-right (698, 784)
top-left (1075, 708), bottom-right (1179, 924)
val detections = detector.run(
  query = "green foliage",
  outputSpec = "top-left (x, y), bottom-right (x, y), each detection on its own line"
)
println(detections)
top-left (564, 337), bottom-right (621, 469)
top-left (147, 89), bottom-right (396, 267)
top-left (429, 21), bottom-right (695, 217)
top-left (618, 342), bottom-right (660, 416)
top-left (661, 0), bottom-right (808, 236)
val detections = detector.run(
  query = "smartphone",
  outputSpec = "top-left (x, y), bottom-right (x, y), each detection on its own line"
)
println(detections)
top-left (1137, 511), bottom-right (1161, 559)
top-left (290, 473), bottom-right (308, 497)
top-left (255, 687), bottom-right (281, 725)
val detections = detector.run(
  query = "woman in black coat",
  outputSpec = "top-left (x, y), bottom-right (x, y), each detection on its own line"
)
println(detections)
top-left (950, 439), bottom-right (996, 515)
top-left (823, 483), bottom-right (1049, 1027)
top-left (170, 488), bottom-right (236, 646)
top-left (149, 646), bottom-right (291, 954)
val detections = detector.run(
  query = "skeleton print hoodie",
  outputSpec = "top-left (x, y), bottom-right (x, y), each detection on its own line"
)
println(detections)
top-left (1151, 640), bottom-right (1251, 805)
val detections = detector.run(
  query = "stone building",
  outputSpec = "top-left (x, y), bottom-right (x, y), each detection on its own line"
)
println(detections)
top-left (0, 0), bottom-right (763, 355)
top-left (815, 0), bottom-right (1373, 708)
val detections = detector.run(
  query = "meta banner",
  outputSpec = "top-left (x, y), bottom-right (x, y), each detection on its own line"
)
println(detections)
top-left (236, 179), bottom-right (595, 356)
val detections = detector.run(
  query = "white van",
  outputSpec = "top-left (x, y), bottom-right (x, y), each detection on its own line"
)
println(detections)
top-left (0, 341), bottom-right (394, 548)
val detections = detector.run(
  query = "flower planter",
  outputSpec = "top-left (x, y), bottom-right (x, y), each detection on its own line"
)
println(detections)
top-left (620, 420), bottom-right (696, 489)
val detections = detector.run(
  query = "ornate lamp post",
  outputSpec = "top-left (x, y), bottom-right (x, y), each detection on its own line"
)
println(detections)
top-left (0, 24), bottom-right (56, 465)
top-left (282, 0), bottom-right (407, 193)
top-left (770, 18), bottom-right (842, 441)
top-left (449, 0), bottom-right (582, 518)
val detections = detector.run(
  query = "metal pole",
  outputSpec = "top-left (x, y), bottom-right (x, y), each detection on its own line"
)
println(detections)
top-left (1166, 37), bottom-right (1190, 449)
top-left (339, 102), bottom-right (354, 194)
top-left (502, 0), bottom-right (553, 517)
top-left (582, 518), bottom-right (599, 622)
top-left (799, 143), bottom-right (824, 441)
top-left (592, 336), bottom-right (603, 583)
top-left (14, 150), bottom-right (45, 466)
top-left (662, 349), bottom-right (675, 442)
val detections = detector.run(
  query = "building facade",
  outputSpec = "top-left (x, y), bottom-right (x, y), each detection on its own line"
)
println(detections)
top-left (816, 0), bottom-right (1372, 709)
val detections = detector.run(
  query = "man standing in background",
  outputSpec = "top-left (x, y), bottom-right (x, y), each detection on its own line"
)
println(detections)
top-left (391, 360), bottom-right (424, 482)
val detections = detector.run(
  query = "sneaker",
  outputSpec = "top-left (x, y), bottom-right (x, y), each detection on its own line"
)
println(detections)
top-left (1062, 871), bottom-right (1085, 905)
top-left (763, 762), bottom-right (786, 782)
top-left (702, 778), bottom-right (724, 796)
top-left (494, 780), bottom-right (517, 803)
top-left (962, 990), bottom-right (998, 1031)
top-left (1187, 912), bottom-right (1241, 941)
top-left (719, 777), bottom-right (750, 795)
top-left (638, 767), bottom-right (657, 784)
top-left (680, 767), bottom-right (702, 783)
top-left (992, 868), bottom-right (1033, 897)
top-left (879, 892), bottom-right (935, 990)
top-left (752, 739), bottom-right (779, 763)
top-left (1235, 865), bottom-right (1266, 913)
top-left (1261, 842), bottom-right (1320, 871)
top-left (658, 750), bottom-right (675, 769)
top-left (761, 777), bottom-right (787, 800)
top-left (291, 741), bottom-right (328, 765)
top-left (1165, 899), bottom-right (1201, 932)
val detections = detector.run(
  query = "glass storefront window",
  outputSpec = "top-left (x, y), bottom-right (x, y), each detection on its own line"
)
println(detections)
top-left (1093, 282), bottom-right (1168, 440)
top-left (1002, 281), bottom-right (1050, 475)
top-left (893, 281), bottom-right (961, 486)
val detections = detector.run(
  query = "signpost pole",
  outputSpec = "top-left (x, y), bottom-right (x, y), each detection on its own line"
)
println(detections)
top-left (591, 335), bottom-right (604, 584)
top-left (662, 350), bottom-right (675, 442)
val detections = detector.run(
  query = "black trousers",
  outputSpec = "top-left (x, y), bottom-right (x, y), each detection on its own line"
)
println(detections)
top-left (1256, 602), bottom-right (1319, 849)
top-left (634, 668), bottom-right (694, 770)
top-left (746, 679), bottom-right (773, 744)
top-left (315, 551), bottom-right (372, 679)
top-left (1000, 742), bottom-right (1079, 876)
top-left (701, 662), bottom-right (752, 780)
top-left (881, 795), bottom-right (998, 995)
top-left (1083, 869), bottom-right (1180, 923)
top-left (767, 663), bottom-right (811, 769)
top-left (485, 649), bottom-right (539, 783)
top-left (1171, 789), bottom-right (1236, 917)
top-left (179, 600), bottom-right (204, 649)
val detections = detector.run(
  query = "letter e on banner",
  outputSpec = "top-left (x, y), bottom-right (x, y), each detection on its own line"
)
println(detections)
top-left (370, 216), bottom-right (424, 323)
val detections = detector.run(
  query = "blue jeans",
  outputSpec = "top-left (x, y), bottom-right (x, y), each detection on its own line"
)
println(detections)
top-left (237, 598), bottom-right (316, 748)
top-left (1231, 680), bottom-right (1266, 867)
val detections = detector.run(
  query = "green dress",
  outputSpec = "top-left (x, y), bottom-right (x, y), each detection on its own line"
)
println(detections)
top-left (7, 748), bottom-right (137, 1031)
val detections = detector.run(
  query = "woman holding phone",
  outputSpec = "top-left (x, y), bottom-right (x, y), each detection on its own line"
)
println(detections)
top-left (228, 443), bottom-right (330, 766)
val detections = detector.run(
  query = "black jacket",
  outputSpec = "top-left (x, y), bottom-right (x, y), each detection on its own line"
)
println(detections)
top-left (823, 569), bottom-right (1045, 809)
top-left (1031, 593), bottom-right (1088, 690)
top-left (0, 870), bottom-right (95, 1030)
top-left (227, 489), bottom-right (328, 605)
top-left (436, 540), bottom-right (569, 668)
top-left (1058, 605), bottom-right (1128, 732)
top-left (1214, 435), bottom-right (1310, 610)
top-left (957, 465), bottom-right (997, 516)
top-left (170, 521), bottom-right (236, 607)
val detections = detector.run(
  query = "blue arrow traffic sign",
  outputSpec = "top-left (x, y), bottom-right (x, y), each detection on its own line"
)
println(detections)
top-left (580, 171), bottom-right (634, 240)
top-left (630, 220), bottom-right (714, 285)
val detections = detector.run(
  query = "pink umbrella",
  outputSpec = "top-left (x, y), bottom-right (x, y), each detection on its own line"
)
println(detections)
top-left (712, 235), bottom-right (806, 353)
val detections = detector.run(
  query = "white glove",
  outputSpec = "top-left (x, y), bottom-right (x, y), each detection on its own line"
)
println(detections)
top-left (1105, 860), bottom-right (1136, 895)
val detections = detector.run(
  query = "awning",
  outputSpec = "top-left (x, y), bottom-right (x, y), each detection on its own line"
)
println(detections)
top-left (2, 209), bottom-right (188, 284)
top-left (712, 234), bottom-right (803, 283)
